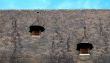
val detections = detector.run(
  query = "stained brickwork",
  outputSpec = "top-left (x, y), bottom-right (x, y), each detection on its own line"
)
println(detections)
top-left (0, 10), bottom-right (110, 63)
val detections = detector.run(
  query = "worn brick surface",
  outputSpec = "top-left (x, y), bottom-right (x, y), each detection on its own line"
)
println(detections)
top-left (0, 10), bottom-right (110, 63)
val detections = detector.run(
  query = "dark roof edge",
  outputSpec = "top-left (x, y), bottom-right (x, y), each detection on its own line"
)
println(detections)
top-left (0, 9), bottom-right (110, 11)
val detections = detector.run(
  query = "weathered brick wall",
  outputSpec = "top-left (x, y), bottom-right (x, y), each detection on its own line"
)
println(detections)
top-left (0, 10), bottom-right (110, 63)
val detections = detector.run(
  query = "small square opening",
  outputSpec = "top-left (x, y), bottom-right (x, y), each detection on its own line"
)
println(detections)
top-left (76, 43), bottom-right (93, 54)
top-left (29, 25), bottom-right (45, 37)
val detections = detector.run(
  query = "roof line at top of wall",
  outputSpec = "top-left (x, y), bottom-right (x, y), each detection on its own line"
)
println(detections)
top-left (0, 9), bottom-right (110, 11)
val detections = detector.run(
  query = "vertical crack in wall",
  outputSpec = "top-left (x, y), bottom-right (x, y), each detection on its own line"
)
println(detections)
top-left (66, 34), bottom-right (71, 52)
top-left (99, 18), bottom-right (109, 54)
top-left (9, 16), bottom-right (23, 63)
top-left (77, 10), bottom-right (88, 43)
